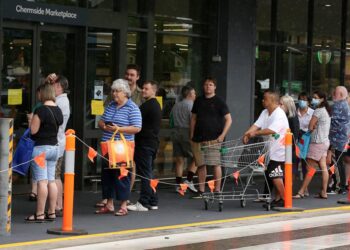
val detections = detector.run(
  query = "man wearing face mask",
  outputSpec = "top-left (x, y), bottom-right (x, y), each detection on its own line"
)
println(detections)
top-left (297, 92), bottom-right (314, 188)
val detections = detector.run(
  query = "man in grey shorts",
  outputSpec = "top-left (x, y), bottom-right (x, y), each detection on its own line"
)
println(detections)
top-left (170, 85), bottom-right (198, 193)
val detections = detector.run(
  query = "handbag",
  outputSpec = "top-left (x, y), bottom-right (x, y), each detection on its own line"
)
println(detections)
top-left (101, 130), bottom-right (134, 169)
top-left (12, 129), bottom-right (35, 176)
top-left (297, 131), bottom-right (311, 159)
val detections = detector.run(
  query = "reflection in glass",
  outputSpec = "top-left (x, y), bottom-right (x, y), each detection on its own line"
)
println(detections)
top-left (313, 0), bottom-right (342, 48)
top-left (255, 45), bottom-right (270, 119)
top-left (277, 0), bottom-right (307, 45)
top-left (88, 0), bottom-right (114, 10)
top-left (1, 29), bottom-right (32, 134)
top-left (27, 0), bottom-right (79, 6)
top-left (256, 0), bottom-right (271, 42)
top-left (312, 49), bottom-right (340, 95)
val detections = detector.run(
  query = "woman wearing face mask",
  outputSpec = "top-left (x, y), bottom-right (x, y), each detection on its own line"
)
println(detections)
top-left (294, 91), bottom-right (331, 199)
top-left (296, 92), bottom-right (314, 194)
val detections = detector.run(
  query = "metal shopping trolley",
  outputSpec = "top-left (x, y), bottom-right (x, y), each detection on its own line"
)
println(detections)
top-left (200, 138), bottom-right (272, 211)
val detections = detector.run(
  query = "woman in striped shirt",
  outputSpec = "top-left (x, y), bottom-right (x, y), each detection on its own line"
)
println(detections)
top-left (95, 79), bottom-right (142, 216)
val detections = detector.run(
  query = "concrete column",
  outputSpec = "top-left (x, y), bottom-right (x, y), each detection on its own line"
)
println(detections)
top-left (211, 0), bottom-right (256, 139)
top-left (0, 118), bottom-right (13, 236)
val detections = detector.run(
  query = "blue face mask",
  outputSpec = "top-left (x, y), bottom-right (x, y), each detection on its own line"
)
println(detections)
top-left (311, 98), bottom-right (320, 107)
top-left (298, 100), bottom-right (307, 109)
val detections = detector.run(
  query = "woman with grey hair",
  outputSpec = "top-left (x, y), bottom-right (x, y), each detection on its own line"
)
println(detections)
top-left (280, 95), bottom-right (300, 179)
top-left (95, 79), bottom-right (142, 216)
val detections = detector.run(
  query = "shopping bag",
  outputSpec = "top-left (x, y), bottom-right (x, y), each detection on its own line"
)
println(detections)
top-left (104, 130), bottom-right (134, 169)
top-left (12, 129), bottom-right (35, 176)
top-left (297, 131), bottom-right (311, 159)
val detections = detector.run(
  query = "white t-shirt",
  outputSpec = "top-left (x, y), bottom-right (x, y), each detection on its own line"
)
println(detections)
top-left (297, 107), bottom-right (314, 132)
top-left (56, 93), bottom-right (70, 157)
top-left (254, 107), bottom-right (290, 162)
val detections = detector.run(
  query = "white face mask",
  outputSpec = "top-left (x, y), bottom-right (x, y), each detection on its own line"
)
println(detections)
top-left (311, 98), bottom-right (320, 107)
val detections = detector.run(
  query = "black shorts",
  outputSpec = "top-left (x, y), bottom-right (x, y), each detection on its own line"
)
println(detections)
top-left (267, 160), bottom-right (284, 179)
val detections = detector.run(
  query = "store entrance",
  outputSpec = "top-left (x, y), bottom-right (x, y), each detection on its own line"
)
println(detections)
top-left (1, 22), bottom-right (77, 138)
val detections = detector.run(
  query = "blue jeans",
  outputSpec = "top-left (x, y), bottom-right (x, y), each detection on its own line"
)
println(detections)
top-left (31, 145), bottom-right (59, 181)
top-left (135, 146), bottom-right (158, 207)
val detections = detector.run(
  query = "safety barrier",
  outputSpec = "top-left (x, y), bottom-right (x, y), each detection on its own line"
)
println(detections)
top-left (274, 129), bottom-right (304, 212)
top-left (0, 118), bottom-right (13, 236)
top-left (47, 129), bottom-right (87, 235)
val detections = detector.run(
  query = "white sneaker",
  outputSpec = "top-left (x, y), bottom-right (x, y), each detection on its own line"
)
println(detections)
top-left (127, 201), bottom-right (148, 211)
top-left (184, 180), bottom-right (198, 193)
top-left (149, 205), bottom-right (158, 210)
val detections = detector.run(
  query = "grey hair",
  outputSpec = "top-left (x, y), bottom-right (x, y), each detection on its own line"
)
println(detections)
top-left (335, 86), bottom-right (349, 100)
top-left (111, 79), bottom-right (131, 98)
top-left (280, 95), bottom-right (297, 118)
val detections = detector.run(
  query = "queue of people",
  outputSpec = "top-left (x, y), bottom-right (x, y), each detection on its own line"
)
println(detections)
top-left (21, 63), bottom-right (350, 222)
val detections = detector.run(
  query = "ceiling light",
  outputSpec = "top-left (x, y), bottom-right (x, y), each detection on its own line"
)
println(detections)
top-left (324, 4), bottom-right (331, 7)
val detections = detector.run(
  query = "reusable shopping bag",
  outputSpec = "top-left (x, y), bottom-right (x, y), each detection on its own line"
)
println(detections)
top-left (12, 129), bottom-right (35, 176)
top-left (101, 130), bottom-right (134, 168)
top-left (297, 131), bottom-right (311, 159)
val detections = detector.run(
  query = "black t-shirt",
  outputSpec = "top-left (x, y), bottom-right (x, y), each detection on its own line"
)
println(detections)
top-left (192, 95), bottom-right (230, 142)
top-left (135, 98), bottom-right (162, 149)
top-left (31, 105), bottom-right (63, 146)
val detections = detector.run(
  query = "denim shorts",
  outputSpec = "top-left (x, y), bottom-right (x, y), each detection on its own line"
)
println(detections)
top-left (31, 145), bottom-right (59, 182)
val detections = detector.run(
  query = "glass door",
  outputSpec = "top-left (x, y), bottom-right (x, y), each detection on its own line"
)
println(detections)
top-left (1, 29), bottom-right (33, 136)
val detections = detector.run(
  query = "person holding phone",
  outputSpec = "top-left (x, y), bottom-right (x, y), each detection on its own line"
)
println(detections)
top-left (95, 79), bottom-right (141, 216)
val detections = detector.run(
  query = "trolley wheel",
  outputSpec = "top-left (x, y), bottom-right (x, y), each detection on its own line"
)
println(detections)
top-left (204, 200), bottom-right (208, 210)
top-left (240, 199), bottom-right (246, 208)
top-left (218, 202), bottom-right (223, 212)
top-left (266, 203), bottom-right (271, 211)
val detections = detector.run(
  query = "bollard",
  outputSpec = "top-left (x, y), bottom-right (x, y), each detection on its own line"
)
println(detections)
top-left (47, 129), bottom-right (87, 235)
top-left (0, 118), bottom-right (13, 236)
top-left (274, 129), bottom-right (304, 212)
top-left (337, 178), bottom-right (350, 204)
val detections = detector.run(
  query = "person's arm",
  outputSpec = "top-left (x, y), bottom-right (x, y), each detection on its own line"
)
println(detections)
top-left (217, 113), bottom-right (232, 142)
top-left (190, 113), bottom-right (197, 140)
top-left (30, 114), bottom-right (41, 135)
top-left (308, 116), bottom-right (318, 131)
top-left (243, 124), bottom-right (260, 144)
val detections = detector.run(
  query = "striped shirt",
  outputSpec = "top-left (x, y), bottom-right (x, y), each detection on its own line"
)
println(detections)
top-left (101, 99), bottom-right (142, 142)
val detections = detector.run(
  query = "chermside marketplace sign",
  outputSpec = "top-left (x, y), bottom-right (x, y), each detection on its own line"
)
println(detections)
top-left (2, 0), bottom-right (87, 26)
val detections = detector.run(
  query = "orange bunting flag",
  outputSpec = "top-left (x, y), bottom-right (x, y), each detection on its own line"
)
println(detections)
top-left (207, 180), bottom-right (215, 193)
top-left (295, 145), bottom-right (300, 158)
top-left (329, 165), bottom-right (335, 175)
top-left (34, 152), bottom-right (46, 169)
top-left (88, 147), bottom-right (98, 163)
top-left (258, 154), bottom-right (265, 167)
top-left (307, 167), bottom-right (316, 178)
top-left (101, 142), bottom-right (108, 156)
top-left (118, 167), bottom-right (129, 180)
top-left (178, 183), bottom-right (188, 196)
top-left (344, 144), bottom-right (350, 150)
top-left (150, 179), bottom-right (159, 193)
top-left (233, 171), bottom-right (240, 185)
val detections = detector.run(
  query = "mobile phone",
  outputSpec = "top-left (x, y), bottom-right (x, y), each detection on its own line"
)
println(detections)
top-left (105, 122), bottom-right (114, 126)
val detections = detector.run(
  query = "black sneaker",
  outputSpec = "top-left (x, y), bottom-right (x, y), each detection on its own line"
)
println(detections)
top-left (327, 187), bottom-right (336, 195)
top-left (263, 199), bottom-right (284, 208)
top-left (338, 188), bottom-right (347, 195)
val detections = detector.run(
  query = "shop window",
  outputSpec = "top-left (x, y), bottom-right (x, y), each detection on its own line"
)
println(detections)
top-left (256, 0), bottom-right (271, 42)
top-left (1, 29), bottom-right (33, 134)
top-left (312, 49), bottom-right (340, 95)
top-left (276, 0), bottom-right (308, 45)
top-left (88, 0), bottom-right (115, 10)
top-left (126, 32), bottom-right (147, 73)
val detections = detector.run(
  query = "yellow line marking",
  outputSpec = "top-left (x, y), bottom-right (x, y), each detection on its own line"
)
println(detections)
top-left (1, 205), bottom-right (350, 248)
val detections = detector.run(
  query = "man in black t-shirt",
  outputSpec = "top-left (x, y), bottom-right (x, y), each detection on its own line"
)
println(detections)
top-left (127, 81), bottom-right (162, 212)
top-left (190, 77), bottom-right (232, 197)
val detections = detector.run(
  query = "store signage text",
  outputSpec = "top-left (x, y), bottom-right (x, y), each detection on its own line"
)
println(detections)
top-left (15, 5), bottom-right (78, 20)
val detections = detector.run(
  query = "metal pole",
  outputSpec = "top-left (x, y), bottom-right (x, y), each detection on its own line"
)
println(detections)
top-left (0, 118), bottom-right (13, 236)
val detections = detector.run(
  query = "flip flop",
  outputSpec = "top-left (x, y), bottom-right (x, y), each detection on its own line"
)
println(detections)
top-left (25, 214), bottom-right (46, 223)
top-left (95, 206), bottom-right (114, 214)
top-left (115, 207), bottom-right (128, 216)
top-left (314, 193), bottom-right (327, 199)
top-left (292, 193), bottom-right (304, 199)
top-left (95, 202), bottom-right (107, 208)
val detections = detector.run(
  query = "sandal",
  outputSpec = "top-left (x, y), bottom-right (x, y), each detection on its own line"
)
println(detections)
top-left (45, 212), bottom-right (56, 221)
top-left (292, 193), bottom-right (304, 199)
top-left (314, 193), bottom-right (327, 199)
top-left (95, 201), bottom-right (107, 208)
top-left (115, 207), bottom-right (128, 216)
top-left (25, 214), bottom-right (46, 223)
top-left (29, 192), bottom-right (37, 202)
top-left (95, 206), bottom-right (114, 214)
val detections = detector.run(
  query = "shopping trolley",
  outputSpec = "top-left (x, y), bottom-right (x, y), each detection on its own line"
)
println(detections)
top-left (200, 138), bottom-right (273, 211)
